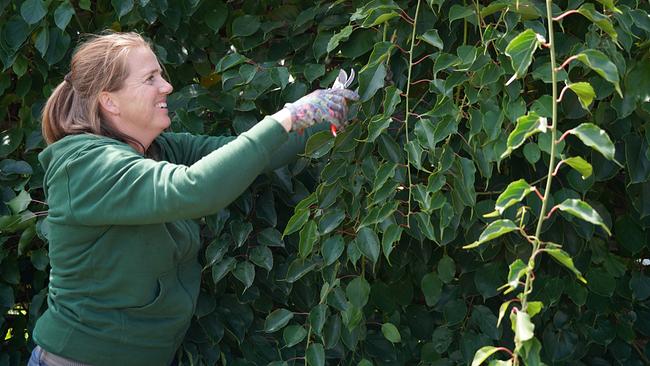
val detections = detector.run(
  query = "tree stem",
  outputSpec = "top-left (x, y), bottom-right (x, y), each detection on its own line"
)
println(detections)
top-left (523, 0), bottom-right (559, 312)
top-left (403, 0), bottom-right (421, 228)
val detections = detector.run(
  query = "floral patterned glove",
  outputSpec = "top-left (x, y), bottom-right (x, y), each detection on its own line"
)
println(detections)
top-left (284, 88), bottom-right (359, 132)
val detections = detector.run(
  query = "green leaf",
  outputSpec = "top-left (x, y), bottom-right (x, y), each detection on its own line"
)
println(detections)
top-left (449, 4), bottom-right (475, 24)
top-left (501, 112), bottom-right (547, 159)
top-left (299, 220), bottom-right (318, 259)
top-left (318, 208), bottom-right (345, 235)
top-left (527, 301), bottom-right (544, 318)
top-left (211, 257), bottom-right (236, 284)
top-left (575, 49), bottom-right (622, 97)
top-left (357, 360), bottom-right (373, 366)
top-left (230, 221), bottom-right (252, 248)
top-left (555, 198), bottom-right (611, 235)
top-left (233, 261), bottom-right (255, 290)
top-left (567, 82), bottom-right (596, 110)
top-left (54, 1), bottom-right (75, 30)
top-left (464, 219), bottom-right (519, 249)
top-left (437, 255), bottom-right (455, 283)
top-left (364, 116), bottom-right (392, 143)
top-left (630, 274), bottom-right (650, 301)
top-left (504, 29), bottom-right (543, 85)
top-left (471, 346), bottom-right (502, 366)
top-left (283, 208), bottom-right (310, 237)
top-left (514, 310), bottom-right (535, 343)
top-left (563, 156), bottom-right (593, 179)
top-left (44, 27), bottom-right (71, 66)
top-left (346, 276), bottom-right (370, 308)
top-left (282, 324), bottom-right (307, 347)
top-left (111, 0), bottom-right (134, 18)
top-left (493, 179), bottom-right (535, 215)
top-left (249, 245), bottom-right (273, 271)
top-left (258, 228), bottom-right (284, 247)
top-left (305, 130), bottom-right (335, 159)
top-left (544, 248), bottom-right (587, 283)
top-left (356, 227), bottom-right (380, 265)
top-left (286, 258), bottom-right (318, 283)
top-left (577, 3), bottom-right (618, 42)
top-left (216, 53), bottom-right (247, 73)
top-left (203, 1), bottom-right (228, 32)
top-left (232, 15), bottom-right (260, 37)
top-left (421, 272), bottom-right (443, 307)
top-left (381, 323), bottom-right (401, 343)
top-left (306, 343), bottom-right (325, 366)
top-left (381, 224), bottom-right (402, 263)
top-left (34, 27), bottom-right (49, 57)
top-left (8, 190), bottom-right (30, 214)
top-left (309, 304), bottom-right (328, 335)
top-left (304, 64), bottom-right (326, 83)
top-left (265, 308), bottom-right (294, 333)
top-left (595, 0), bottom-right (622, 14)
top-left (327, 25), bottom-right (353, 53)
top-left (372, 162), bottom-right (397, 193)
top-left (507, 259), bottom-right (529, 290)
top-left (567, 123), bottom-right (616, 161)
top-left (497, 300), bottom-right (514, 327)
top-left (322, 235), bottom-right (345, 266)
top-left (419, 30), bottom-right (444, 49)
top-left (21, 0), bottom-right (47, 24)
top-left (358, 62), bottom-right (386, 102)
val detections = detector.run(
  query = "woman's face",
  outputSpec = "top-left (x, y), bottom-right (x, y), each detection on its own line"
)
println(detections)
top-left (107, 46), bottom-right (173, 149)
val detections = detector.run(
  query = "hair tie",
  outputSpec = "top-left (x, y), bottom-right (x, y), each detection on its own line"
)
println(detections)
top-left (64, 72), bottom-right (72, 84)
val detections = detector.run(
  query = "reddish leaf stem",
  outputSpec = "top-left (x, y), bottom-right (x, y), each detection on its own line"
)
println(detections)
top-left (552, 9), bottom-right (580, 21)
top-left (556, 55), bottom-right (579, 71)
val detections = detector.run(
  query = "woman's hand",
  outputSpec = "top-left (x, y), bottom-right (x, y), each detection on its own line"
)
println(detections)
top-left (284, 88), bottom-right (359, 131)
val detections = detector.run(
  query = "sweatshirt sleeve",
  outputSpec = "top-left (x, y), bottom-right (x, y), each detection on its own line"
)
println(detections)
top-left (59, 117), bottom-right (288, 226)
top-left (156, 121), bottom-right (328, 169)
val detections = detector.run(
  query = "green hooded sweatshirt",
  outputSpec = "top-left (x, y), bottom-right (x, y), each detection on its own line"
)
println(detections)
top-left (34, 117), bottom-right (322, 366)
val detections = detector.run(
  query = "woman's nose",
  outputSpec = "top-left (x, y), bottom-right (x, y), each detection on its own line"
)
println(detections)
top-left (160, 79), bottom-right (173, 94)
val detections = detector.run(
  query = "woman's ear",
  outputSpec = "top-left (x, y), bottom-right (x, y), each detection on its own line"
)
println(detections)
top-left (98, 91), bottom-right (120, 116)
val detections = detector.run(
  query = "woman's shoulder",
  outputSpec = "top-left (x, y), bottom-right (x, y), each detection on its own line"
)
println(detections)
top-left (39, 133), bottom-right (140, 172)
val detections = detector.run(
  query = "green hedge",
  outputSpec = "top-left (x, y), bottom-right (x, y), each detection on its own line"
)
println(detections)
top-left (1, 0), bottom-right (649, 365)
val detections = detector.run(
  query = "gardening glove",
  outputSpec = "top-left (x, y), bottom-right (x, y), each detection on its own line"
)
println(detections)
top-left (284, 84), bottom-right (359, 133)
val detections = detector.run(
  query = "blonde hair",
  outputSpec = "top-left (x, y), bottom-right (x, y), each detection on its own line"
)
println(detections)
top-left (41, 31), bottom-right (152, 148)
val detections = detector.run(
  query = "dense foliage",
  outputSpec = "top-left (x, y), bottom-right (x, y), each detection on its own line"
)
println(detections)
top-left (1, 0), bottom-right (649, 365)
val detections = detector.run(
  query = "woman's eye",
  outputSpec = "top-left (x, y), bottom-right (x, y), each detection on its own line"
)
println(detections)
top-left (146, 76), bottom-right (154, 83)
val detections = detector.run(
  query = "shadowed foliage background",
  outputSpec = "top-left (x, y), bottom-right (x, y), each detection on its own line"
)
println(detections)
top-left (0, 0), bottom-right (649, 365)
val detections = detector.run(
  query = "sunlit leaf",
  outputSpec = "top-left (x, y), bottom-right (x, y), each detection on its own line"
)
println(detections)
top-left (493, 179), bottom-right (535, 215)
top-left (507, 259), bottom-right (528, 290)
top-left (544, 247), bottom-right (587, 283)
top-left (575, 49), bottom-right (622, 96)
top-left (381, 323), bottom-right (401, 343)
top-left (419, 29), bottom-right (444, 49)
top-left (563, 156), bottom-right (593, 179)
top-left (464, 220), bottom-right (519, 249)
top-left (505, 29), bottom-right (543, 85)
top-left (299, 220), bottom-right (318, 258)
top-left (567, 123), bottom-right (616, 161)
top-left (513, 310), bottom-right (534, 342)
top-left (567, 82), bottom-right (596, 110)
top-left (501, 112), bottom-right (547, 159)
top-left (555, 198), bottom-right (611, 235)
top-left (471, 346), bottom-right (502, 366)
top-left (283, 208), bottom-right (310, 237)
top-left (577, 3), bottom-right (618, 42)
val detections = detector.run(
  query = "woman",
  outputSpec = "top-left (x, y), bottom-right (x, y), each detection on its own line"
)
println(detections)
top-left (28, 32), bottom-right (357, 366)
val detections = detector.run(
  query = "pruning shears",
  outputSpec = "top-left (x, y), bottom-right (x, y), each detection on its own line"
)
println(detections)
top-left (330, 69), bottom-right (355, 137)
